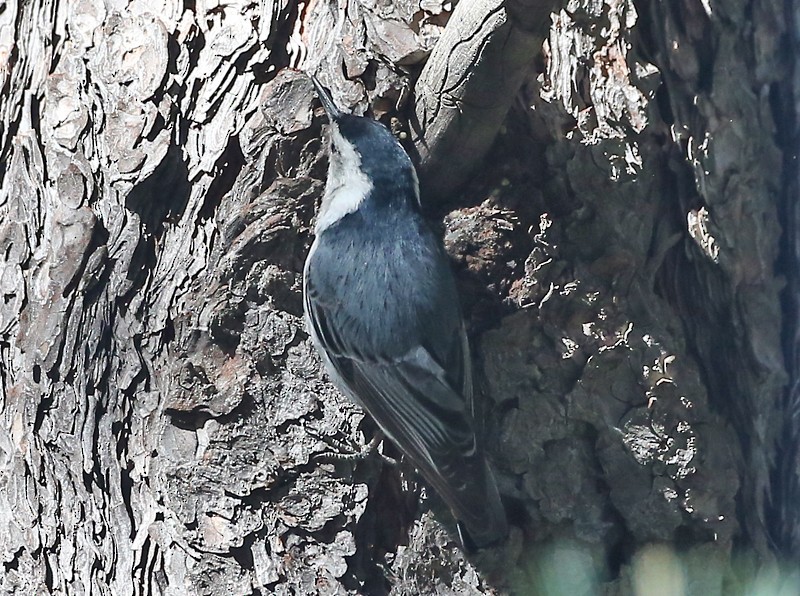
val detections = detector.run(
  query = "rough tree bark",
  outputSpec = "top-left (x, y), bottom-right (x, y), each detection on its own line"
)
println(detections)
top-left (0, 0), bottom-right (797, 594)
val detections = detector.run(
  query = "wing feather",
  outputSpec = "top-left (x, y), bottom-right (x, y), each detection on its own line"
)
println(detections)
top-left (304, 236), bottom-right (507, 547)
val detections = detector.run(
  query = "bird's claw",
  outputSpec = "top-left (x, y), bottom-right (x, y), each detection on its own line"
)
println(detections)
top-left (311, 431), bottom-right (397, 466)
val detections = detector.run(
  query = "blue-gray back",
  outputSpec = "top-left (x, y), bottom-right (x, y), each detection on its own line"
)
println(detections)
top-left (306, 194), bottom-right (463, 377)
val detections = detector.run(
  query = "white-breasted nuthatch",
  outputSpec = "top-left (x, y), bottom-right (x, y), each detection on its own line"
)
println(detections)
top-left (303, 76), bottom-right (508, 549)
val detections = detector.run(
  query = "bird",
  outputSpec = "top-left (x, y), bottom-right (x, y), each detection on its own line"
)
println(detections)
top-left (302, 75), bottom-right (509, 550)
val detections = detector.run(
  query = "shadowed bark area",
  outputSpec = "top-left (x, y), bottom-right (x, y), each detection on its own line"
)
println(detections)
top-left (0, 0), bottom-right (797, 594)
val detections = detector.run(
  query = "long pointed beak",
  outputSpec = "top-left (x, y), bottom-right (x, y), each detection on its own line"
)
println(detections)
top-left (310, 75), bottom-right (341, 121)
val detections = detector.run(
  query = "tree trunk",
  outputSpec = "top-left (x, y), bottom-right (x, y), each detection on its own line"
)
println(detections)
top-left (0, 0), bottom-right (796, 594)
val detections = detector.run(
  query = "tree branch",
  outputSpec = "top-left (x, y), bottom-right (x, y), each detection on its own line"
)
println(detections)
top-left (411, 0), bottom-right (559, 201)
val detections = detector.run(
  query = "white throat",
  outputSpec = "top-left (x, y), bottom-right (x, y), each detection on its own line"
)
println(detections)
top-left (315, 125), bottom-right (373, 233)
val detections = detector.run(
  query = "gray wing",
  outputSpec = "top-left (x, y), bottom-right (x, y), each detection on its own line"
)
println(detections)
top-left (303, 262), bottom-right (474, 458)
top-left (304, 273), bottom-right (506, 543)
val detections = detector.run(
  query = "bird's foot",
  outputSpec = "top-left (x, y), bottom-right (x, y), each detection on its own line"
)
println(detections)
top-left (311, 431), bottom-right (397, 466)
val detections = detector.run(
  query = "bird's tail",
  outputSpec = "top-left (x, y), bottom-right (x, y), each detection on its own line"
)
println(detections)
top-left (422, 445), bottom-right (509, 550)
top-left (457, 457), bottom-right (509, 550)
